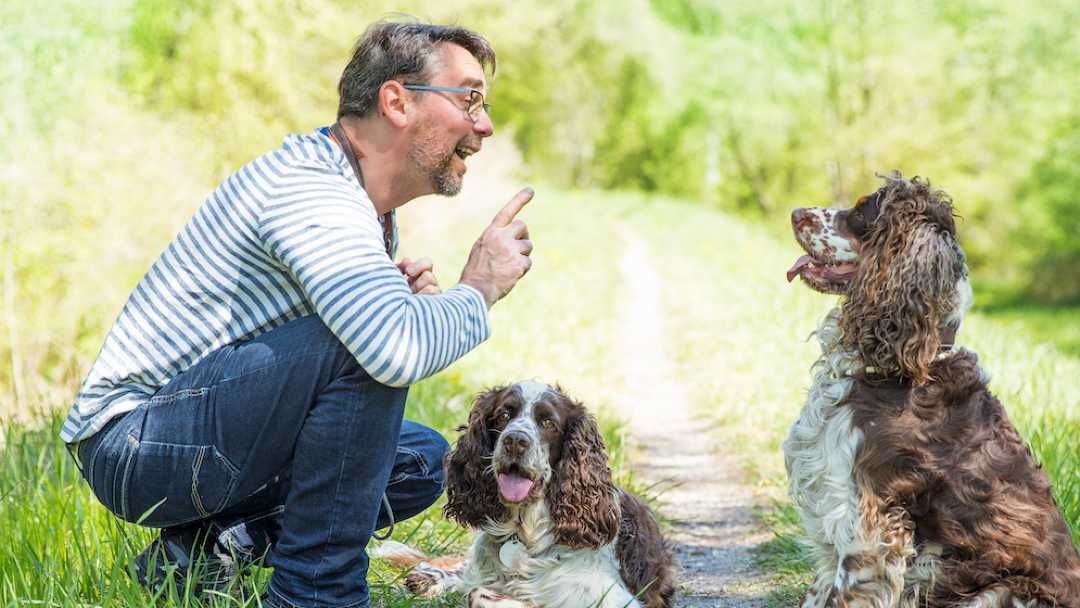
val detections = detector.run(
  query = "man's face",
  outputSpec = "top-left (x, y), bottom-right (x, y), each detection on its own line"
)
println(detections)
top-left (406, 43), bottom-right (494, 196)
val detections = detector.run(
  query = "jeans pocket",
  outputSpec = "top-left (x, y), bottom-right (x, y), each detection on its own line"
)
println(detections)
top-left (125, 440), bottom-right (240, 527)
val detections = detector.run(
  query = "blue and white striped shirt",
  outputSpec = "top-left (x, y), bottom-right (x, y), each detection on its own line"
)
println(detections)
top-left (61, 127), bottom-right (490, 443)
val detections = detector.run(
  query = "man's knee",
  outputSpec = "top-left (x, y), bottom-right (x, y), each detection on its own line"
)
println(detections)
top-left (411, 424), bottom-right (450, 492)
top-left (386, 423), bottom-right (450, 522)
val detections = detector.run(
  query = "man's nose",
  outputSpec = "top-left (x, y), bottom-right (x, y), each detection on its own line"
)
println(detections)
top-left (501, 431), bottom-right (530, 458)
top-left (472, 110), bottom-right (494, 138)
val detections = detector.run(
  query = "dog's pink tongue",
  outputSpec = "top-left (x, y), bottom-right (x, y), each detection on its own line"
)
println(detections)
top-left (787, 255), bottom-right (814, 283)
top-left (497, 473), bottom-right (534, 503)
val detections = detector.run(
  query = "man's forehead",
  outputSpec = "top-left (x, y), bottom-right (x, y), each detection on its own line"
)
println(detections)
top-left (433, 42), bottom-right (488, 91)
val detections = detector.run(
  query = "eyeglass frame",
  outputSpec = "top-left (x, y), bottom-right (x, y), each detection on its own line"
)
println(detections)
top-left (401, 83), bottom-right (490, 119)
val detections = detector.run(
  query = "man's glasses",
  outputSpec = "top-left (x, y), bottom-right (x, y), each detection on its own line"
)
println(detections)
top-left (402, 83), bottom-right (490, 120)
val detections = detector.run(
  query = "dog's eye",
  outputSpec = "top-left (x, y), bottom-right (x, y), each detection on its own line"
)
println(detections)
top-left (497, 410), bottom-right (511, 423)
top-left (846, 210), bottom-right (867, 236)
top-left (541, 418), bottom-right (556, 431)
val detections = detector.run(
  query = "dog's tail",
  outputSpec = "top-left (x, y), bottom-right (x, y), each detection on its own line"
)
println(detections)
top-left (369, 540), bottom-right (466, 571)
top-left (370, 540), bottom-right (468, 598)
top-left (369, 540), bottom-right (430, 568)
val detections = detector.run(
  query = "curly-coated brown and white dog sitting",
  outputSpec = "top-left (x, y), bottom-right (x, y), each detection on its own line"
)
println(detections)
top-left (783, 173), bottom-right (1080, 607)
top-left (378, 380), bottom-right (676, 608)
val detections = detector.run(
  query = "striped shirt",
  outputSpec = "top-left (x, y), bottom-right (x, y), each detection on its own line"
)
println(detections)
top-left (60, 127), bottom-right (490, 444)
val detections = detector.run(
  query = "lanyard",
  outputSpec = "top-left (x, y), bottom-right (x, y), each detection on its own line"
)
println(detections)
top-left (329, 122), bottom-right (395, 257)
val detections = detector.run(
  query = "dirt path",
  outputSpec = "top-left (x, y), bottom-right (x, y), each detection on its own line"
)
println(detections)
top-left (615, 226), bottom-right (772, 607)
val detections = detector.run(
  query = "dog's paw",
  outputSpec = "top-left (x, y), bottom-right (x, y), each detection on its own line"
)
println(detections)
top-left (403, 562), bottom-right (449, 597)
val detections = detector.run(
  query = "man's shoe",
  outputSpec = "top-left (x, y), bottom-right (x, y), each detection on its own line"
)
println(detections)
top-left (132, 523), bottom-right (240, 597)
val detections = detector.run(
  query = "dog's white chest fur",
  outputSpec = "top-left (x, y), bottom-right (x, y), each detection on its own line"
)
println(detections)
top-left (782, 309), bottom-right (864, 550)
top-left (465, 502), bottom-right (638, 608)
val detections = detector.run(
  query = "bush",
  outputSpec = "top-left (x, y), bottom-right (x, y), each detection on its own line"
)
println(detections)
top-left (1013, 119), bottom-right (1080, 305)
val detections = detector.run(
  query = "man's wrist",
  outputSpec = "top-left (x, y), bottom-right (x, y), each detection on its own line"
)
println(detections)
top-left (458, 276), bottom-right (497, 309)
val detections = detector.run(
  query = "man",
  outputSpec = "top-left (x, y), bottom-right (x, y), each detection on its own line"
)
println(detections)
top-left (61, 20), bottom-right (532, 608)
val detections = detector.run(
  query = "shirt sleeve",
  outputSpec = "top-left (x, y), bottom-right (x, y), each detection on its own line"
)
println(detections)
top-left (257, 168), bottom-right (490, 387)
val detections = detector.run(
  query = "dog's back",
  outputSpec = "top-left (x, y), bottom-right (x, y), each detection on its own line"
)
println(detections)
top-left (615, 491), bottom-right (677, 607)
top-left (847, 351), bottom-right (1080, 605)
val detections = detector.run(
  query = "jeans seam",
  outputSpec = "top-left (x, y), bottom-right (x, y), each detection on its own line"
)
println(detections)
top-left (191, 446), bottom-right (210, 518)
top-left (85, 414), bottom-right (126, 487)
top-left (148, 386), bottom-right (211, 406)
top-left (118, 432), bottom-right (140, 521)
top-left (85, 436), bottom-right (106, 484)
top-left (193, 445), bottom-right (241, 518)
top-left (398, 446), bottom-right (429, 477)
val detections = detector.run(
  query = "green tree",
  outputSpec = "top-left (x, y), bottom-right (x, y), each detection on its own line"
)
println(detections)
top-left (1013, 118), bottom-right (1080, 305)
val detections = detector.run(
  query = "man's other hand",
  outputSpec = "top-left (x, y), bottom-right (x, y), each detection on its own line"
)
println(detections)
top-left (398, 257), bottom-right (442, 295)
top-left (459, 187), bottom-right (535, 308)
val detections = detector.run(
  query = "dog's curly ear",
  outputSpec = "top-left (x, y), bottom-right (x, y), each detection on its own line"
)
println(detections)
top-left (443, 387), bottom-right (507, 527)
top-left (842, 177), bottom-right (967, 385)
top-left (547, 410), bottom-right (620, 549)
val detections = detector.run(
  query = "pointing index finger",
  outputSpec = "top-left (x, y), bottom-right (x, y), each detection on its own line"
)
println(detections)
top-left (491, 187), bottom-right (534, 227)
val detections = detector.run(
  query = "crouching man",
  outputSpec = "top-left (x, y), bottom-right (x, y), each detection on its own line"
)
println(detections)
top-left (62, 19), bottom-right (534, 608)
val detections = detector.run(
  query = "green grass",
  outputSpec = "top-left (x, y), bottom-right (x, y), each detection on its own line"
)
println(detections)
top-left (752, 503), bottom-right (815, 607)
top-left (978, 305), bottom-right (1080, 358)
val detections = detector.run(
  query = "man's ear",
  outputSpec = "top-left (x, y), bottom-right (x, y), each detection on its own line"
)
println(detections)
top-left (378, 80), bottom-right (410, 127)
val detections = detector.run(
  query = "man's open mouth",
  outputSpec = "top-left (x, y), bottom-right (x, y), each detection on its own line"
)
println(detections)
top-left (496, 464), bottom-right (537, 504)
top-left (454, 146), bottom-right (477, 160)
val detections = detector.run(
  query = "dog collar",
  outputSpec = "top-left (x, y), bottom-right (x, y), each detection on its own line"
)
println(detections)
top-left (852, 323), bottom-right (960, 378)
top-left (860, 348), bottom-right (957, 376)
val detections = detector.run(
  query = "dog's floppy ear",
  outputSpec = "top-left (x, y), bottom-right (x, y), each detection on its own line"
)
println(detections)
top-left (842, 177), bottom-right (966, 385)
top-left (443, 387), bottom-right (507, 527)
top-left (547, 409), bottom-right (620, 549)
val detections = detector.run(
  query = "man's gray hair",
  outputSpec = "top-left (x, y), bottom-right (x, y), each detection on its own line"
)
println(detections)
top-left (338, 19), bottom-right (496, 119)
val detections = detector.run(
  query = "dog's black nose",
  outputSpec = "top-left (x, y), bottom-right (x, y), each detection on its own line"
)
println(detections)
top-left (501, 431), bottom-right (530, 458)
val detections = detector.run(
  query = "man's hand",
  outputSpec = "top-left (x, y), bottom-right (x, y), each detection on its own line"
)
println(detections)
top-left (398, 257), bottom-right (441, 295)
top-left (459, 188), bottom-right (535, 308)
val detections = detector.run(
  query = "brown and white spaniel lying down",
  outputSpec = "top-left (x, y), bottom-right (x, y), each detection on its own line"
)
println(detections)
top-left (783, 173), bottom-right (1080, 607)
top-left (375, 381), bottom-right (676, 608)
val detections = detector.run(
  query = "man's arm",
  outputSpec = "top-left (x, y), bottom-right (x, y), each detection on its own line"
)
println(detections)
top-left (259, 178), bottom-right (532, 387)
top-left (259, 177), bottom-right (486, 387)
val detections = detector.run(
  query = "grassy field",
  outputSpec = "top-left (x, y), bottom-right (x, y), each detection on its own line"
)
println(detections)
top-left (2, 181), bottom-right (1078, 606)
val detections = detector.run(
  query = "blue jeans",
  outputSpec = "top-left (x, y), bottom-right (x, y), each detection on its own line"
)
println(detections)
top-left (73, 315), bottom-right (449, 608)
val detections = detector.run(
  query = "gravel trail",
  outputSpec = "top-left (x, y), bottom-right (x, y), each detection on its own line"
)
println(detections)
top-left (615, 226), bottom-right (772, 607)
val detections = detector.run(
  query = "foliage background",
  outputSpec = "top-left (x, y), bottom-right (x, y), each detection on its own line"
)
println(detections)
top-left (1, 0), bottom-right (1078, 604)
top-left (5, 0), bottom-right (1080, 415)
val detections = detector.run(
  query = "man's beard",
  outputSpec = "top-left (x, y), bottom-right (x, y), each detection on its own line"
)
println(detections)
top-left (408, 121), bottom-right (465, 196)
top-left (429, 152), bottom-right (461, 196)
